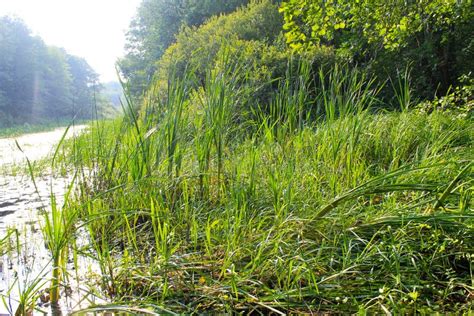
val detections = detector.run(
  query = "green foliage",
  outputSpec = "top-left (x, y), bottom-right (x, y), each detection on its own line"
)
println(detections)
top-left (67, 55), bottom-right (102, 117)
top-left (63, 64), bottom-right (473, 313)
top-left (416, 74), bottom-right (474, 118)
top-left (280, 0), bottom-right (474, 99)
top-left (150, 0), bottom-right (338, 117)
top-left (280, 0), bottom-right (472, 51)
top-left (4, 0), bottom-right (474, 313)
top-left (155, 0), bottom-right (284, 83)
top-left (0, 16), bottom-right (104, 127)
top-left (119, 0), bottom-right (251, 97)
top-left (0, 16), bottom-right (38, 122)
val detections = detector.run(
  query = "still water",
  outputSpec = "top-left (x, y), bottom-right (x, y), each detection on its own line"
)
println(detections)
top-left (0, 126), bottom-right (87, 315)
top-left (0, 126), bottom-right (87, 232)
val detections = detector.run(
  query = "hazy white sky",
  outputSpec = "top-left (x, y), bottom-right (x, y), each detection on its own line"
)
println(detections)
top-left (0, 0), bottom-right (142, 82)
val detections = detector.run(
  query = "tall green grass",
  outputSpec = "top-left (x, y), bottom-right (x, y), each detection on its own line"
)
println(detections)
top-left (53, 58), bottom-right (473, 313)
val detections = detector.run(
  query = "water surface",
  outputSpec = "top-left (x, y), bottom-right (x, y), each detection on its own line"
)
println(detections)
top-left (0, 125), bottom-right (87, 314)
top-left (0, 125), bottom-right (87, 229)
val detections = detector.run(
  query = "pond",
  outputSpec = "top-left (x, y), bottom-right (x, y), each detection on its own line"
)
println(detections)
top-left (0, 126), bottom-right (88, 315)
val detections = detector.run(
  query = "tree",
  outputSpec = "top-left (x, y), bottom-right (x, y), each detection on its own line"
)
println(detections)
top-left (118, 0), bottom-right (250, 97)
top-left (280, 0), bottom-right (472, 50)
top-left (37, 47), bottom-right (73, 118)
top-left (0, 16), bottom-right (106, 126)
top-left (67, 55), bottom-right (101, 119)
top-left (279, 0), bottom-right (474, 98)
top-left (0, 16), bottom-right (37, 121)
top-left (155, 0), bottom-right (284, 83)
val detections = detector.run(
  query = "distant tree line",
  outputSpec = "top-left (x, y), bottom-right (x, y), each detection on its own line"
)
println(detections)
top-left (103, 81), bottom-right (124, 108)
top-left (0, 16), bottom-right (104, 127)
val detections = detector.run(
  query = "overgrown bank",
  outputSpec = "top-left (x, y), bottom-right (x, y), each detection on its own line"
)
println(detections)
top-left (1, 0), bottom-right (472, 314)
top-left (61, 61), bottom-right (473, 313)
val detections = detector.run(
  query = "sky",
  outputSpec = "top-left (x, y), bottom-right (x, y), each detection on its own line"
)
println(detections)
top-left (0, 0), bottom-right (142, 82)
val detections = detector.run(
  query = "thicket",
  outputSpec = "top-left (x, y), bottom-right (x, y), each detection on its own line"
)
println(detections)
top-left (280, 0), bottom-right (474, 100)
top-left (138, 0), bottom-right (341, 121)
top-left (121, 0), bottom-right (473, 115)
top-left (63, 2), bottom-right (472, 312)
top-left (119, 0), bottom-right (252, 97)
top-left (2, 0), bottom-right (471, 314)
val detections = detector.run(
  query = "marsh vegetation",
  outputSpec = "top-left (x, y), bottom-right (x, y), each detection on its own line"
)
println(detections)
top-left (0, 0), bottom-right (473, 314)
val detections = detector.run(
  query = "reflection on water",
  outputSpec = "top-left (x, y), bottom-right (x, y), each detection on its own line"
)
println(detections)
top-left (0, 126), bottom-right (87, 166)
top-left (0, 125), bottom-right (87, 231)
top-left (0, 175), bottom-right (70, 229)
top-left (0, 125), bottom-right (87, 315)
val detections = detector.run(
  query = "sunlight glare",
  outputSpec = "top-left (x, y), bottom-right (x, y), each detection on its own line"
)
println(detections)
top-left (0, 0), bottom-right (141, 82)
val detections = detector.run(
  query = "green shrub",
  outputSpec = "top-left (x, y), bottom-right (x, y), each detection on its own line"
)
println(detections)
top-left (155, 0), bottom-right (283, 82)
top-left (147, 0), bottom-right (337, 119)
top-left (280, 0), bottom-right (474, 102)
top-left (119, 0), bottom-right (251, 97)
top-left (416, 74), bottom-right (474, 119)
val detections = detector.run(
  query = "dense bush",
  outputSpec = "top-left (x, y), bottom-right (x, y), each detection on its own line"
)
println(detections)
top-left (416, 74), bottom-right (474, 118)
top-left (119, 0), bottom-right (251, 97)
top-left (280, 0), bottom-right (474, 102)
top-left (155, 0), bottom-right (284, 82)
top-left (147, 0), bottom-right (338, 119)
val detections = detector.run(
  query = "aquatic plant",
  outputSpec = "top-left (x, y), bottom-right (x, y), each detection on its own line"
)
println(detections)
top-left (60, 61), bottom-right (473, 313)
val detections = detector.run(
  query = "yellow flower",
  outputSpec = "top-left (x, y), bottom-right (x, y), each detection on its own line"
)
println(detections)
top-left (408, 290), bottom-right (419, 301)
